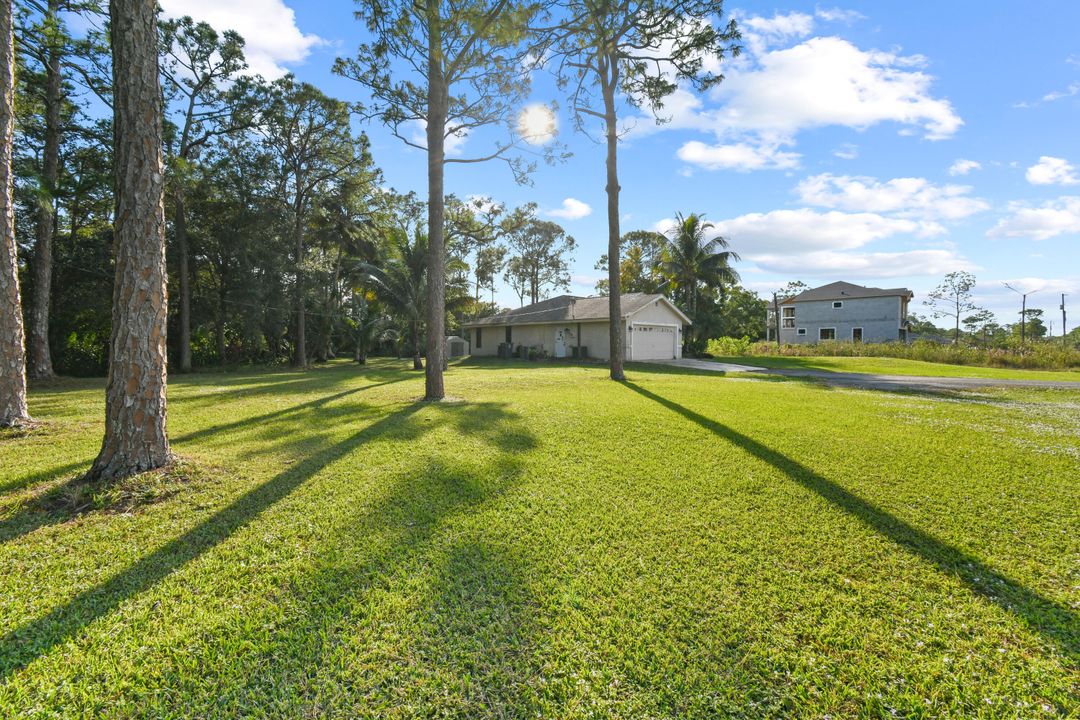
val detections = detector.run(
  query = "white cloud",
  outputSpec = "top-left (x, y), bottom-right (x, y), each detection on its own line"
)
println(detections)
top-left (998, 276), bottom-right (1078, 295)
top-left (974, 277), bottom-right (1080, 321)
top-left (749, 249), bottom-right (972, 278)
top-left (712, 208), bottom-right (941, 254)
top-left (814, 7), bottom-right (866, 24)
top-left (706, 37), bottom-right (961, 141)
top-left (652, 218), bottom-right (677, 235)
top-left (740, 11), bottom-right (814, 53)
top-left (674, 206), bottom-right (969, 278)
top-left (743, 12), bottom-right (814, 38)
top-left (677, 140), bottom-right (800, 171)
top-left (545, 197), bottom-right (592, 220)
top-left (832, 143), bottom-right (858, 160)
top-left (988, 196), bottom-right (1080, 240)
top-left (948, 159), bottom-right (981, 176)
top-left (158, 0), bottom-right (324, 79)
top-left (1025, 156), bottom-right (1078, 186)
top-left (410, 120), bottom-right (469, 156)
top-left (1041, 82), bottom-right (1080, 103)
top-left (795, 173), bottom-right (989, 220)
top-left (634, 15), bottom-right (960, 174)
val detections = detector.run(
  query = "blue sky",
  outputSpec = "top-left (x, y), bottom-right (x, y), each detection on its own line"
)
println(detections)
top-left (156, 0), bottom-right (1080, 331)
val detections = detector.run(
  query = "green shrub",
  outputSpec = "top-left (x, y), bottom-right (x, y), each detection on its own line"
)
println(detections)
top-left (705, 336), bottom-right (755, 356)
top-left (740, 339), bottom-right (1080, 371)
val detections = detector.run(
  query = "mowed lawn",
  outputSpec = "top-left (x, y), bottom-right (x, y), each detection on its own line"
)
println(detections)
top-left (710, 354), bottom-right (1080, 382)
top-left (1, 359), bottom-right (1077, 718)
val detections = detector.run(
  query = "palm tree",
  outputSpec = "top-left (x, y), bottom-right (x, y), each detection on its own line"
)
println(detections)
top-left (357, 229), bottom-right (468, 370)
top-left (657, 212), bottom-right (740, 352)
top-left (658, 213), bottom-right (739, 313)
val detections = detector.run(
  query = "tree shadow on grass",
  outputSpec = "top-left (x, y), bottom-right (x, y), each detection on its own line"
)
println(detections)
top-left (170, 378), bottom-right (408, 446)
top-left (622, 381), bottom-right (1079, 664)
top-left (0, 380), bottom-right (413, 545)
top-left (210, 461), bottom-right (538, 715)
top-left (0, 398), bottom-right (535, 680)
top-left (628, 362), bottom-right (1019, 402)
top-left (170, 362), bottom-right (417, 409)
top-left (0, 460), bottom-right (92, 495)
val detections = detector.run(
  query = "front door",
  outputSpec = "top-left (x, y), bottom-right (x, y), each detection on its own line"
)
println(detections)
top-left (555, 328), bottom-right (567, 358)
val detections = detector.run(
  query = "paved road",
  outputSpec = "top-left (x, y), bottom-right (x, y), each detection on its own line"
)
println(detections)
top-left (654, 358), bottom-right (1080, 392)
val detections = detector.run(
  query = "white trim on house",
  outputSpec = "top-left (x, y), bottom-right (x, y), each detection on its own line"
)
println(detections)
top-left (832, 301), bottom-right (844, 308)
top-left (627, 321), bottom-right (680, 361)
top-left (625, 296), bottom-right (692, 325)
top-left (819, 327), bottom-right (837, 341)
top-left (852, 327), bottom-right (863, 341)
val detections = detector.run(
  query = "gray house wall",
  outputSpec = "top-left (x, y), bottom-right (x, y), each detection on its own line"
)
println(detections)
top-left (778, 295), bottom-right (907, 344)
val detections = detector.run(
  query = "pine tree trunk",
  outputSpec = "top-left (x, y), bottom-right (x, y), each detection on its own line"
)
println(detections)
top-left (27, 0), bottom-right (60, 379)
top-left (602, 63), bottom-right (624, 380)
top-left (86, 0), bottom-right (170, 481)
top-left (175, 190), bottom-right (192, 371)
top-left (292, 191), bottom-right (306, 367)
top-left (412, 320), bottom-right (423, 370)
top-left (0, 0), bottom-right (30, 427)
top-left (424, 2), bottom-right (446, 400)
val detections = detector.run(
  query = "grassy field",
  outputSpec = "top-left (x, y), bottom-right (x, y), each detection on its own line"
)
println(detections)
top-left (1, 359), bottom-right (1077, 718)
top-left (710, 354), bottom-right (1080, 382)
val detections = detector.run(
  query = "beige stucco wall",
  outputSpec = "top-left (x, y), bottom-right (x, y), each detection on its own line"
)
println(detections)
top-left (629, 299), bottom-right (684, 326)
top-left (466, 321), bottom-right (613, 359)
top-left (574, 321), bottom-right (611, 360)
top-left (468, 326), bottom-right (499, 356)
top-left (467, 300), bottom-right (686, 361)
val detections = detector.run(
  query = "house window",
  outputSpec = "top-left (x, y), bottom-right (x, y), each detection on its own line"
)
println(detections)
top-left (797, 328), bottom-right (807, 336)
top-left (819, 328), bottom-right (836, 341)
top-left (505, 326), bottom-right (512, 344)
top-left (833, 301), bottom-right (843, 309)
top-left (852, 327), bottom-right (863, 342)
top-left (475, 328), bottom-right (482, 349)
top-left (781, 306), bottom-right (795, 329)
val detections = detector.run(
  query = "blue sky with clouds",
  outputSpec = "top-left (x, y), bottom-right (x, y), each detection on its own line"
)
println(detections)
top-left (157, 0), bottom-right (1080, 330)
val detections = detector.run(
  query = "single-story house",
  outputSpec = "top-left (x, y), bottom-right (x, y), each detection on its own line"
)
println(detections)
top-left (767, 281), bottom-right (914, 344)
top-left (462, 293), bottom-right (690, 361)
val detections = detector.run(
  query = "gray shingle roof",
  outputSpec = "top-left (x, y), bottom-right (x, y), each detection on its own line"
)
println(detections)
top-left (463, 293), bottom-right (672, 327)
top-left (782, 281), bottom-right (913, 304)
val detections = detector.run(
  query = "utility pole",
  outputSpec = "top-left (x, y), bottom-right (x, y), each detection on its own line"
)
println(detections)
top-left (1021, 293), bottom-right (1026, 345)
top-left (1003, 283), bottom-right (1037, 346)
top-left (1062, 293), bottom-right (1068, 347)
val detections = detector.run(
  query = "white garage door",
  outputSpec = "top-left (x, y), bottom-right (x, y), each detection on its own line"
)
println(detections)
top-left (631, 324), bottom-right (676, 360)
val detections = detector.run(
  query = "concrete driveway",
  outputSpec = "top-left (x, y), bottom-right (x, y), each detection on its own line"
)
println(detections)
top-left (651, 358), bottom-right (1080, 392)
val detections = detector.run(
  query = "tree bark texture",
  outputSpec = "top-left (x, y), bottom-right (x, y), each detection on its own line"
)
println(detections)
top-left (27, 0), bottom-right (60, 379)
top-left (602, 61), bottom-right (624, 381)
top-left (87, 0), bottom-right (171, 480)
top-left (424, 2), bottom-right (446, 400)
top-left (0, 0), bottom-right (31, 426)
top-left (412, 319), bottom-right (423, 371)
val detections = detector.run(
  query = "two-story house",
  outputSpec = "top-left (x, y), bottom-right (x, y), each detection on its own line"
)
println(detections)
top-left (767, 281), bottom-right (914, 344)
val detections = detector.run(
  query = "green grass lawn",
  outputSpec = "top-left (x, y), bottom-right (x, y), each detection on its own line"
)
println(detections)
top-left (1, 359), bottom-right (1077, 718)
top-left (711, 354), bottom-right (1080, 382)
